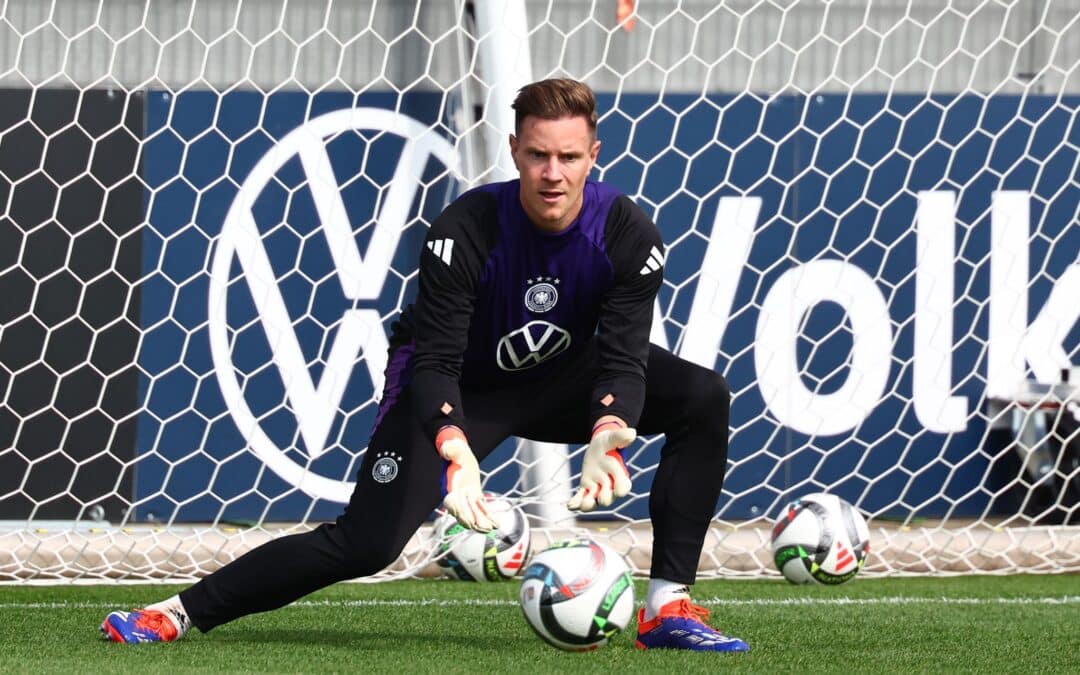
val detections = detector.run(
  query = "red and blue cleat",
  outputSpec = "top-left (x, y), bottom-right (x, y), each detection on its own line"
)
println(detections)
top-left (635, 598), bottom-right (749, 652)
top-left (100, 609), bottom-right (180, 643)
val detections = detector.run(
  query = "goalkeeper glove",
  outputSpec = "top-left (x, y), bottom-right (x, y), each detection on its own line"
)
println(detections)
top-left (567, 421), bottom-right (636, 512)
top-left (437, 427), bottom-right (496, 532)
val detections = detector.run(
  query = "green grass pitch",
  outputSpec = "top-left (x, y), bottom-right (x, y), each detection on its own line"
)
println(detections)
top-left (2, 575), bottom-right (1077, 673)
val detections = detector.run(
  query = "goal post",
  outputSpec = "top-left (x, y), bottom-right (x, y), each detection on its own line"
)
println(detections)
top-left (1, 0), bottom-right (1078, 582)
top-left (469, 0), bottom-right (576, 525)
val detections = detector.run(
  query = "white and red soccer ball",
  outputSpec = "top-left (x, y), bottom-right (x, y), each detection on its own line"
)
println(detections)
top-left (433, 497), bottom-right (530, 582)
top-left (770, 493), bottom-right (870, 585)
top-left (519, 538), bottom-right (635, 652)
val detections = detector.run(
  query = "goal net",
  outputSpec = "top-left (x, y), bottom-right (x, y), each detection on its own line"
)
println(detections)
top-left (1, 0), bottom-right (1078, 582)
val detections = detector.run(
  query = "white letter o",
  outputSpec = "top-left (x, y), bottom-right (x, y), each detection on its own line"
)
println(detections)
top-left (755, 260), bottom-right (892, 436)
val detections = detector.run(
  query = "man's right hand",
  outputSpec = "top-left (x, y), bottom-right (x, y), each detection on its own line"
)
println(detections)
top-left (437, 429), bottom-right (496, 532)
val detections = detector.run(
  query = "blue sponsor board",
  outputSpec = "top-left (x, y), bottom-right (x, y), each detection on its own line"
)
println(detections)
top-left (137, 90), bottom-right (1079, 522)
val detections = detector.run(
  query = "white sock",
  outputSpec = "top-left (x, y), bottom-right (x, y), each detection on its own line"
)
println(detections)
top-left (644, 578), bottom-right (691, 621)
top-left (146, 594), bottom-right (191, 637)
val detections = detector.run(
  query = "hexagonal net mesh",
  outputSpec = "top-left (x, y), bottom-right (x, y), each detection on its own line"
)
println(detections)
top-left (1, 0), bottom-right (1078, 582)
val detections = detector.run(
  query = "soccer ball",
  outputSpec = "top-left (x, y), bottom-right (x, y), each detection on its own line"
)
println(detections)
top-left (770, 492), bottom-right (870, 585)
top-left (519, 538), bottom-right (635, 652)
top-left (433, 498), bottom-right (530, 581)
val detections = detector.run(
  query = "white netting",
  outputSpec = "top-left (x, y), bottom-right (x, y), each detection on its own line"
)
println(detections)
top-left (1, 0), bottom-right (1078, 582)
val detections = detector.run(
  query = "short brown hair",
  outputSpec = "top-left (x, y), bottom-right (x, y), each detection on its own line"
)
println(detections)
top-left (511, 78), bottom-right (597, 136)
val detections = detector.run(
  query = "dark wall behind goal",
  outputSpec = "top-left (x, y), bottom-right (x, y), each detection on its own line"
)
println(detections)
top-left (0, 88), bottom-right (143, 521)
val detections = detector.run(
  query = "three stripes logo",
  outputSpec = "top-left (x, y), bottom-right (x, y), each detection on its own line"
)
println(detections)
top-left (639, 245), bottom-right (665, 275)
top-left (504, 541), bottom-right (527, 572)
top-left (427, 238), bottom-right (454, 266)
top-left (835, 540), bottom-right (855, 572)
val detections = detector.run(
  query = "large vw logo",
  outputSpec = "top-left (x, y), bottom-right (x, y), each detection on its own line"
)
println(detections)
top-left (496, 321), bottom-right (572, 371)
top-left (208, 108), bottom-right (458, 503)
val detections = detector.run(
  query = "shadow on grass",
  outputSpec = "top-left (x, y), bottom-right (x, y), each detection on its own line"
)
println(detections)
top-left (214, 628), bottom-right (535, 652)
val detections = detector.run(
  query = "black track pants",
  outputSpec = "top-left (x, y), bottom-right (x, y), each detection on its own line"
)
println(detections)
top-left (180, 344), bottom-right (729, 631)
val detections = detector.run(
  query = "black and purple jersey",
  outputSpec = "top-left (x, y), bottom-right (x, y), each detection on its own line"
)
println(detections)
top-left (393, 179), bottom-right (664, 442)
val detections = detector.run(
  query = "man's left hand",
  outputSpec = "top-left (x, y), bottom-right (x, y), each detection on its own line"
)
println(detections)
top-left (568, 423), bottom-right (636, 512)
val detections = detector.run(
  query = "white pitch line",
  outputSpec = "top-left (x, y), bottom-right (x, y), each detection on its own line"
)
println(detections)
top-left (695, 596), bottom-right (1080, 607)
top-left (2, 596), bottom-right (1078, 610)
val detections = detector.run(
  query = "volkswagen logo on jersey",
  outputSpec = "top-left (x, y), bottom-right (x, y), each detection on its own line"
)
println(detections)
top-left (524, 276), bottom-right (560, 313)
top-left (496, 321), bottom-right (572, 371)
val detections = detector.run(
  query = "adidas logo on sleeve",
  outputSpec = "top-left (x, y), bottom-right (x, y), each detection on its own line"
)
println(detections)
top-left (639, 245), bottom-right (664, 275)
top-left (427, 238), bottom-right (454, 266)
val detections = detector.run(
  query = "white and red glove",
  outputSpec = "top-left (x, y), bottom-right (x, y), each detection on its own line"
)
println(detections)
top-left (567, 420), bottom-right (636, 512)
top-left (437, 426), bottom-right (497, 532)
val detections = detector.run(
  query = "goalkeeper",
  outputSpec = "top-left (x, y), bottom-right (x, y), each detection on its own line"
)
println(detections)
top-left (102, 78), bottom-right (748, 653)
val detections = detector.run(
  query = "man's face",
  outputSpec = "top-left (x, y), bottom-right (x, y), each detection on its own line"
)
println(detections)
top-left (510, 115), bottom-right (600, 233)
